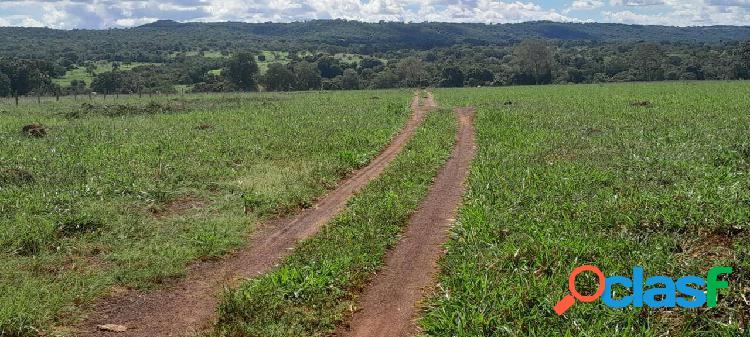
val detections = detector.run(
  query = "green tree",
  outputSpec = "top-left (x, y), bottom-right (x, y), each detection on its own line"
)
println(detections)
top-left (263, 63), bottom-right (295, 91)
top-left (85, 62), bottom-right (97, 76)
top-left (224, 52), bottom-right (259, 91)
top-left (0, 71), bottom-right (9, 97)
top-left (293, 61), bottom-right (322, 90)
top-left (396, 57), bottom-right (427, 87)
top-left (372, 69), bottom-right (399, 89)
top-left (440, 66), bottom-right (464, 87)
top-left (512, 40), bottom-right (554, 85)
top-left (632, 43), bottom-right (665, 81)
top-left (316, 55), bottom-right (344, 78)
top-left (91, 71), bottom-right (122, 94)
top-left (341, 69), bottom-right (360, 90)
top-left (731, 42), bottom-right (750, 79)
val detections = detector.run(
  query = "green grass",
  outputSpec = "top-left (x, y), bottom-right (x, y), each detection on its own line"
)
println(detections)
top-left (52, 62), bottom-right (154, 87)
top-left (212, 100), bottom-right (457, 337)
top-left (421, 82), bottom-right (750, 336)
top-left (0, 90), bottom-right (412, 336)
top-left (334, 53), bottom-right (363, 64)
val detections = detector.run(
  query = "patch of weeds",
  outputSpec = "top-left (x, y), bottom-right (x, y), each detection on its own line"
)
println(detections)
top-left (337, 150), bottom-right (369, 171)
top-left (55, 212), bottom-right (104, 237)
top-left (0, 315), bottom-right (40, 337)
top-left (242, 190), bottom-right (271, 215)
top-left (65, 101), bottom-right (181, 118)
top-left (714, 142), bottom-right (750, 170)
top-left (2, 216), bottom-right (56, 256)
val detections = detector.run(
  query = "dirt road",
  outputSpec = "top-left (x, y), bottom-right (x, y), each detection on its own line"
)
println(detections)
top-left (339, 106), bottom-right (476, 337)
top-left (77, 93), bottom-right (434, 337)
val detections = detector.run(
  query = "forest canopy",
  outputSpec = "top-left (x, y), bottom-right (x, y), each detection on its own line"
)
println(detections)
top-left (0, 20), bottom-right (749, 96)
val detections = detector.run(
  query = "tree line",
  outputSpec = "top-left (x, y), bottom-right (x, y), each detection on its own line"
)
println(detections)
top-left (1, 39), bottom-right (749, 97)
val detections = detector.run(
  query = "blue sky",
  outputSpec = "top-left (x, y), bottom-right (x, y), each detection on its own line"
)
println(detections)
top-left (0, 1), bottom-right (749, 29)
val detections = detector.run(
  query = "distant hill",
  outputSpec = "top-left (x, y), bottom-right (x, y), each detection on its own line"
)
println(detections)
top-left (1, 20), bottom-right (749, 61)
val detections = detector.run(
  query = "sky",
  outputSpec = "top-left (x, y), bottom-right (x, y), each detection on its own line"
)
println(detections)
top-left (0, 0), bottom-right (749, 30)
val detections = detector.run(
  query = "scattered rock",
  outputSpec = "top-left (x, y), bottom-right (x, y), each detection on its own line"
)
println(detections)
top-left (503, 101), bottom-right (513, 106)
top-left (631, 101), bottom-right (651, 107)
top-left (97, 324), bottom-right (128, 332)
top-left (22, 124), bottom-right (46, 138)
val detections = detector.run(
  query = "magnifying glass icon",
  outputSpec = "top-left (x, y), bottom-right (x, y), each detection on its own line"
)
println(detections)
top-left (553, 265), bottom-right (605, 316)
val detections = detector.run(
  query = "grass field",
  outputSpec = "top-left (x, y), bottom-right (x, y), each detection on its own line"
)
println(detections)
top-left (0, 90), bottom-right (411, 336)
top-left (213, 98), bottom-right (457, 337)
top-left (421, 82), bottom-right (750, 336)
top-left (52, 62), bottom-right (154, 88)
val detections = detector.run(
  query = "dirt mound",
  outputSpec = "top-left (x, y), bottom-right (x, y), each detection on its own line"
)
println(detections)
top-left (150, 195), bottom-right (207, 218)
top-left (22, 124), bottom-right (46, 137)
top-left (0, 168), bottom-right (35, 185)
top-left (583, 127), bottom-right (603, 136)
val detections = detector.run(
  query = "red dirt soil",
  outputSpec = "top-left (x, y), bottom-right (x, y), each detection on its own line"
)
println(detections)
top-left (76, 93), bottom-right (433, 337)
top-left (338, 106), bottom-right (476, 337)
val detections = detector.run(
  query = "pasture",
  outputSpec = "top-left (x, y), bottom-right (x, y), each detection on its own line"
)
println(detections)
top-left (421, 82), bottom-right (750, 336)
top-left (0, 81), bottom-right (748, 337)
top-left (0, 90), bottom-right (411, 335)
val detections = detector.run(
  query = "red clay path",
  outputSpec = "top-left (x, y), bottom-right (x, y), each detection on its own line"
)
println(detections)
top-left (76, 93), bottom-right (434, 337)
top-left (339, 106), bottom-right (476, 337)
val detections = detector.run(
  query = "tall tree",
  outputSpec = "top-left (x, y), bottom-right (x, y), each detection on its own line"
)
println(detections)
top-left (512, 40), bottom-right (554, 85)
top-left (293, 61), bottom-right (322, 90)
top-left (396, 57), bottom-right (427, 88)
top-left (341, 69), bottom-right (360, 90)
top-left (440, 66), bottom-right (465, 87)
top-left (372, 69), bottom-right (399, 89)
top-left (317, 55), bottom-right (343, 78)
top-left (91, 71), bottom-right (122, 94)
top-left (263, 63), bottom-right (295, 91)
top-left (0, 71), bottom-right (9, 97)
top-left (632, 43), bottom-right (665, 81)
top-left (224, 52), bottom-right (259, 91)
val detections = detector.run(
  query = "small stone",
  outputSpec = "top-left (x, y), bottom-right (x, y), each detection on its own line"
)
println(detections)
top-left (97, 324), bottom-right (128, 332)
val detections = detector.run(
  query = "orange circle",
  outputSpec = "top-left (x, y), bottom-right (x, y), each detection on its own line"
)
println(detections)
top-left (568, 265), bottom-right (605, 303)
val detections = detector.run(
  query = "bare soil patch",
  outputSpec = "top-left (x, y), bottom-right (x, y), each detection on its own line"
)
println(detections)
top-left (338, 106), bottom-right (476, 337)
top-left (22, 124), bottom-right (46, 137)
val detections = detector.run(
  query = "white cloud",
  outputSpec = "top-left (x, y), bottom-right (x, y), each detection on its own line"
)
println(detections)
top-left (610, 0), bottom-right (665, 6)
top-left (115, 17), bottom-right (159, 27)
top-left (570, 0), bottom-right (604, 10)
top-left (0, 0), bottom-right (748, 28)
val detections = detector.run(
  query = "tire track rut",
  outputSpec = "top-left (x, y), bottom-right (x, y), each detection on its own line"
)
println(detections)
top-left (339, 106), bottom-right (476, 337)
top-left (77, 93), bottom-right (433, 337)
